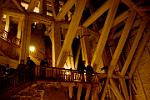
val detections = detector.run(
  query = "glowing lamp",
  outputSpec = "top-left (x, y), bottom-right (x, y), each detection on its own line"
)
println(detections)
top-left (29, 46), bottom-right (36, 52)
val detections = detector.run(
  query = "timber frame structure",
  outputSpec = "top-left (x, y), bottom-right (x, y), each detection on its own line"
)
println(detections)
top-left (0, 0), bottom-right (150, 100)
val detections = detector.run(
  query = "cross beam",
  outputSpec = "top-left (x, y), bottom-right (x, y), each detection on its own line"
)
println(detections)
top-left (56, 0), bottom-right (86, 68)
top-left (120, 19), bottom-right (147, 75)
top-left (91, 0), bottom-right (120, 70)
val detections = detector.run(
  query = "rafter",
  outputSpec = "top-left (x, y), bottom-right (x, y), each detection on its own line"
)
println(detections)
top-left (129, 29), bottom-right (150, 78)
top-left (120, 19), bottom-right (147, 75)
top-left (82, 0), bottom-right (111, 27)
top-left (56, 0), bottom-right (76, 21)
top-left (91, 0), bottom-right (120, 70)
top-left (56, 0), bottom-right (86, 68)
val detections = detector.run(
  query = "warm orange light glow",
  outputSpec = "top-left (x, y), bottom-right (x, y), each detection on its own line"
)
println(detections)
top-left (29, 46), bottom-right (36, 52)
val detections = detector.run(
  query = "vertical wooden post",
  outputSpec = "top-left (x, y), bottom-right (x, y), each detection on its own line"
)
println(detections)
top-left (85, 84), bottom-right (91, 100)
top-left (51, 21), bottom-right (61, 67)
top-left (20, 15), bottom-right (31, 61)
top-left (77, 83), bottom-right (82, 100)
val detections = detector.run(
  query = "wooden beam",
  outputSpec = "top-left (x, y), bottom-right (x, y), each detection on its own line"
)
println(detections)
top-left (113, 10), bottom-right (129, 27)
top-left (120, 19), bottom-right (147, 75)
top-left (107, 11), bottom-right (136, 77)
top-left (91, 0), bottom-right (120, 70)
top-left (119, 78), bottom-right (130, 100)
top-left (75, 45), bottom-right (81, 69)
top-left (56, 0), bottom-right (76, 21)
top-left (101, 11), bottom-right (136, 100)
top-left (11, 0), bottom-right (25, 12)
top-left (20, 15), bottom-right (31, 60)
top-left (29, 12), bottom-right (53, 24)
top-left (129, 29), bottom-right (150, 78)
top-left (3, 9), bottom-right (25, 18)
top-left (110, 79), bottom-right (124, 100)
top-left (50, 0), bottom-right (57, 19)
top-left (83, 0), bottom-right (111, 27)
top-left (51, 22), bottom-right (62, 67)
top-left (100, 0), bottom-right (121, 99)
top-left (27, 0), bottom-right (39, 12)
top-left (121, 0), bottom-right (149, 20)
top-left (56, 0), bottom-right (86, 68)
top-left (80, 28), bottom-right (92, 65)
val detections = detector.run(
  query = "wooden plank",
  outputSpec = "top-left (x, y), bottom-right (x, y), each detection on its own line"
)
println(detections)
top-left (56, 0), bottom-right (86, 68)
top-left (120, 20), bottom-right (147, 75)
top-left (107, 11), bottom-right (136, 77)
top-left (129, 30), bottom-right (150, 78)
top-left (82, 0), bottom-right (111, 27)
top-left (56, 0), bottom-right (76, 21)
top-left (91, 0), bottom-right (120, 70)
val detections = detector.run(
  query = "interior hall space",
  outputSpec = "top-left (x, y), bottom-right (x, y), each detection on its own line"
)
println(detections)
top-left (0, 0), bottom-right (150, 100)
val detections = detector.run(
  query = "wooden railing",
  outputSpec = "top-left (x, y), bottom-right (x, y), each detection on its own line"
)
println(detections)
top-left (0, 66), bottom-right (100, 95)
top-left (0, 30), bottom-right (21, 46)
top-left (35, 66), bottom-right (99, 83)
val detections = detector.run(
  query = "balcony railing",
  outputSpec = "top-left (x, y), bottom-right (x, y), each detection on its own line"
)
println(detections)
top-left (0, 30), bottom-right (21, 46)
top-left (0, 65), bottom-right (100, 95)
top-left (35, 66), bottom-right (99, 83)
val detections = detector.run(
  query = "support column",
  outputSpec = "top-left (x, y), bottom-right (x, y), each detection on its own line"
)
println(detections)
top-left (91, 86), bottom-right (99, 100)
top-left (17, 18), bottom-right (23, 39)
top-left (51, 22), bottom-right (61, 67)
top-left (5, 15), bottom-right (9, 32)
top-left (68, 84), bottom-right (74, 99)
top-left (80, 28), bottom-right (91, 65)
top-left (77, 84), bottom-right (82, 100)
top-left (20, 15), bottom-right (32, 61)
top-left (85, 84), bottom-right (91, 100)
